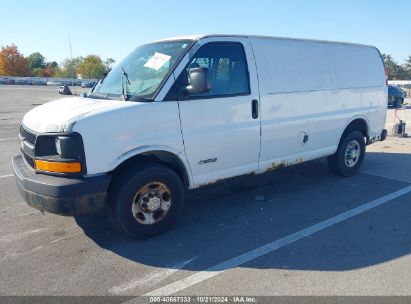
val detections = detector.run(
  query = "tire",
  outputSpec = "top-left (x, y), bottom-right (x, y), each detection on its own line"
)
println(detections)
top-left (108, 163), bottom-right (184, 239)
top-left (327, 130), bottom-right (366, 177)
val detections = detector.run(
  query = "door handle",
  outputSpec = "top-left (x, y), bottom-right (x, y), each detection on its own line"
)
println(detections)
top-left (252, 99), bottom-right (259, 119)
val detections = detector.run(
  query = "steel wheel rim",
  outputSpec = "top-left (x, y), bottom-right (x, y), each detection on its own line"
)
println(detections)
top-left (131, 182), bottom-right (172, 225)
top-left (345, 140), bottom-right (360, 168)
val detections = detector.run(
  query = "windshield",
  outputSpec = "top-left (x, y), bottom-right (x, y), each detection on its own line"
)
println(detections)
top-left (93, 39), bottom-right (193, 101)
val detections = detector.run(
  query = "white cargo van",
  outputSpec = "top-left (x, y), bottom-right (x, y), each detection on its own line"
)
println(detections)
top-left (13, 35), bottom-right (388, 238)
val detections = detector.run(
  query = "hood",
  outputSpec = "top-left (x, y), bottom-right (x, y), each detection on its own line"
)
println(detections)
top-left (22, 97), bottom-right (126, 133)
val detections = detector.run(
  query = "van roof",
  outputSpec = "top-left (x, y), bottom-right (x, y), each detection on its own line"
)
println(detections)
top-left (155, 34), bottom-right (377, 49)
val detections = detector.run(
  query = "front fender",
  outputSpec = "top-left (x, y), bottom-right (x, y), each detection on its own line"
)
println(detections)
top-left (109, 145), bottom-right (194, 188)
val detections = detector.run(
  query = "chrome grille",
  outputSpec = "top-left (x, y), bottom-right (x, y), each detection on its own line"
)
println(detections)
top-left (20, 125), bottom-right (37, 145)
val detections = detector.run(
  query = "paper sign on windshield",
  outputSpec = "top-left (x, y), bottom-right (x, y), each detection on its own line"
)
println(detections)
top-left (144, 52), bottom-right (171, 71)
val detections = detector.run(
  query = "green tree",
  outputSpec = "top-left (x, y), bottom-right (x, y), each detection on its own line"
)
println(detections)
top-left (396, 65), bottom-right (408, 80)
top-left (79, 55), bottom-right (106, 79)
top-left (382, 54), bottom-right (400, 80)
top-left (60, 57), bottom-right (83, 78)
top-left (53, 67), bottom-right (64, 78)
top-left (404, 56), bottom-right (411, 79)
top-left (41, 61), bottom-right (60, 77)
top-left (27, 52), bottom-right (46, 71)
top-left (31, 68), bottom-right (43, 77)
top-left (48, 61), bottom-right (58, 69)
top-left (104, 58), bottom-right (115, 71)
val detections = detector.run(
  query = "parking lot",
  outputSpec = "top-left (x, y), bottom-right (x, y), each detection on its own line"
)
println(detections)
top-left (1, 85), bottom-right (411, 297)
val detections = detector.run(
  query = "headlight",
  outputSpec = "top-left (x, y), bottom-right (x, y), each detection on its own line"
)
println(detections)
top-left (55, 137), bottom-right (62, 155)
top-left (34, 133), bottom-right (86, 175)
top-left (52, 136), bottom-right (82, 159)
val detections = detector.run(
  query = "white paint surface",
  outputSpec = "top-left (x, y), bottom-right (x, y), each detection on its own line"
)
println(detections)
top-left (110, 256), bottom-right (198, 294)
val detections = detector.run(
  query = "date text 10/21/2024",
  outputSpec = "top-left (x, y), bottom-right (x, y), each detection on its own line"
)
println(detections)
top-left (149, 296), bottom-right (257, 303)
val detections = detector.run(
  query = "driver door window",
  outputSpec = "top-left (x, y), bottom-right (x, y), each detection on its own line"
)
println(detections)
top-left (179, 42), bottom-right (250, 99)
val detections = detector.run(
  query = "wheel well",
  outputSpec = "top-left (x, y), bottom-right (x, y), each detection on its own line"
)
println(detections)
top-left (112, 151), bottom-right (189, 188)
top-left (342, 118), bottom-right (368, 141)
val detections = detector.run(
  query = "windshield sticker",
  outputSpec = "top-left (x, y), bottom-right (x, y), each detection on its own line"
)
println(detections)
top-left (144, 52), bottom-right (171, 71)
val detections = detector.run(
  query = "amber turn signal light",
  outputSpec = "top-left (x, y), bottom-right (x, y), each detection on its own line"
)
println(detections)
top-left (35, 160), bottom-right (81, 173)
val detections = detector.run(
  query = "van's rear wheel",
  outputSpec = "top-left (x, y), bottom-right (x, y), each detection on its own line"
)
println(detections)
top-left (327, 130), bottom-right (365, 177)
top-left (109, 163), bottom-right (184, 239)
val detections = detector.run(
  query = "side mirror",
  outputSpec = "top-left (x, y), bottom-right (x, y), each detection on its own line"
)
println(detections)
top-left (184, 67), bottom-right (211, 95)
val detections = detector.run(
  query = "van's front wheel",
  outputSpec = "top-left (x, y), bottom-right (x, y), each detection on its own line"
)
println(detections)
top-left (109, 163), bottom-right (184, 239)
top-left (328, 130), bottom-right (365, 177)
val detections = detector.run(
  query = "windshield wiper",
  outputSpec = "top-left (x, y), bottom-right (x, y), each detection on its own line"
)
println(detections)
top-left (99, 69), bottom-right (111, 85)
top-left (91, 69), bottom-right (111, 94)
top-left (121, 66), bottom-right (131, 101)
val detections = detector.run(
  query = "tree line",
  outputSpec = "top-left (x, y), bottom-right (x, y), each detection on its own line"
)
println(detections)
top-left (380, 54), bottom-right (410, 80)
top-left (1, 43), bottom-right (410, 81)
top-left (0, 44), bottom-right (115, 79)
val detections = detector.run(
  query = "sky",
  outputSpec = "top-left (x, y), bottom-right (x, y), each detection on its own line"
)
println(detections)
top-left (0, 0), bottom-right (410, 65)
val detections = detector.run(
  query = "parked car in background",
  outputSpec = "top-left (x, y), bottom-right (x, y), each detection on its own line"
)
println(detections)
top-left (16, 79), bottom-right (30, 85)
top-left (81, 81), bottom-right (96, 88)
top-left (46, 80), bottom-right (62, 86)
top-left (0, 78), bottom-right (16, 85)
top-left (388, 85), bottom-right (405, 108)
top-left (62, 80), bottom-right (79, 86)
top-left (31, 80), bottom-right (47, 86)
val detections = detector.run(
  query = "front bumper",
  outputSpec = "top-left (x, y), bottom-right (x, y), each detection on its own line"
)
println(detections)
top-left (12, 155), bottom-right (111, 215)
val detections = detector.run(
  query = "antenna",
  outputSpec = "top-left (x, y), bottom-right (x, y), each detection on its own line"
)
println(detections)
top-left (68, 34), bottom-right (77, 95)
top-left (69, 34), bottom-right (73, 59)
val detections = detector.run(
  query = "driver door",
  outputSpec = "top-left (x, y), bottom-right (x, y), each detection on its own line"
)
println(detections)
top-left (171, 38), bottom-right (261, 187)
